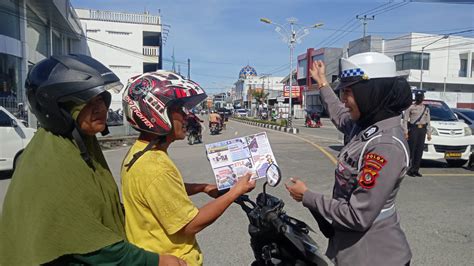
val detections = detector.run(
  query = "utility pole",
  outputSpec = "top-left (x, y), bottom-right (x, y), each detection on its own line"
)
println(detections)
top-left (171, 47), bottom-right (176, 73)
top-left (187, 58), bottom-right (191, 79)
top-left (356, 15), bottom-right (375, 38)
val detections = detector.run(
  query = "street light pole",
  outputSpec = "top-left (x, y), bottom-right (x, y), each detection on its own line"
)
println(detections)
top-left (419, 35), bottom-right (448, 90)
top-left (260, 17), bottom-right (323, 129)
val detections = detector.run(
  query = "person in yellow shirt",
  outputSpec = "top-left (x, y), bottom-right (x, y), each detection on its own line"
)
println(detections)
top-left (121, 71), bottom-right (256, 265)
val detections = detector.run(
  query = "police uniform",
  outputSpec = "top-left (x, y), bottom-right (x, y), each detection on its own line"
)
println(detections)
top-left (402, 97), bottom-right (431, 176)
top-left (303, 86), bottom-right (412, 266)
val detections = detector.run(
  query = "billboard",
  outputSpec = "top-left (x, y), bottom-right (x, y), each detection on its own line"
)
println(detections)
top-left (283, 85), bottom-right (302, 98)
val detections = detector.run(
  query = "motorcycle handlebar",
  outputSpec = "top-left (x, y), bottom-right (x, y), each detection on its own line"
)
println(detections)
top-left (265, 211), bottom-right (287, 233)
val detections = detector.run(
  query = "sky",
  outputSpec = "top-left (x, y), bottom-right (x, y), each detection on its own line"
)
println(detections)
top-left (71, 0), bottom-right (474, 93)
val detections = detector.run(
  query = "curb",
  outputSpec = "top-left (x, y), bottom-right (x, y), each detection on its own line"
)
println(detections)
top-left (230, 118), bottom-right (299, 134)
top-left (97, 135), bottom-right (137, 149)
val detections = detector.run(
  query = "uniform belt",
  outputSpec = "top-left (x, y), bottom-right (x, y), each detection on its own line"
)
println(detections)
top-left (374, 204), bottom-right (396, 223)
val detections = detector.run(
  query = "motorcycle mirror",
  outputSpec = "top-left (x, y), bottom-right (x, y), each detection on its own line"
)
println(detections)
top-left (265, 164), bottom-right (281, 187)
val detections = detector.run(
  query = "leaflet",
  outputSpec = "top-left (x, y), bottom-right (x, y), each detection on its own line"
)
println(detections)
top-left (205, 132), bottom-right (278, 190)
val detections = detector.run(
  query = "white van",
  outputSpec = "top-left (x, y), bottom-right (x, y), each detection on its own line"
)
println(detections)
top-left (0, 106), bottom-right (36, 171)
top-left (422, 100), bottom-right (474, 167)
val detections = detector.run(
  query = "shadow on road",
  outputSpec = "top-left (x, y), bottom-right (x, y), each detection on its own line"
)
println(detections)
top-left (328, 145), bottom-right (343, 152)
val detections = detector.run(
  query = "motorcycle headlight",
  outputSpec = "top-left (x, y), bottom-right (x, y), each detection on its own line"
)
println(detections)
top-left (465, 127), bottom-right (472, 136)
top-left (430, 127), bottom-right (439, 136)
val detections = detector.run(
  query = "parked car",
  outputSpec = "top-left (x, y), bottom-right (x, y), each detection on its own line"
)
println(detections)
top-left (217, 108), bottom-right (232, 121)
top-left (0, 106), bottom-right (36, 171)
top-left (453, 108), bottom-right (474, 168)
top-left (421, 100), bottom-right (474, 167)
top-left (234, 108), bottom-right (248, 118)
top-left (452, 108), bottom-right (474, 131)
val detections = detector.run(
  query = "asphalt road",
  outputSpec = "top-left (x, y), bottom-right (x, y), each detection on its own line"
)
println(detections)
top-left (1, 117), bottom-right (473, 265)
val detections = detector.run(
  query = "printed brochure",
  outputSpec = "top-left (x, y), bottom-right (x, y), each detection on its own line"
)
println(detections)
top-left (205, 132), bottom-right (277, 190)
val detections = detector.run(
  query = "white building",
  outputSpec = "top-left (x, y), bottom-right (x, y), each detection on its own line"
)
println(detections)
top-left (344, 33), bottom-right (474, 108)
top-left (232, 65), bottom-right (284, 109)
top-left (75, 8), bottom-right (163, 110)
top-left (0, 0), bottom-right (87, 119)
top-left (384, 33), bottom-right (474, 94)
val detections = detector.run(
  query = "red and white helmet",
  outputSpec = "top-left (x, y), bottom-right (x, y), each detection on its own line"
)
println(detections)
top-left (123, 70), bottom-right (207, 135)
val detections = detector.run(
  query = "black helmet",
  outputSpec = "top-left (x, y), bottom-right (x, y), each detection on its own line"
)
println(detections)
top-left (26, 54), bottom-right (123, 135)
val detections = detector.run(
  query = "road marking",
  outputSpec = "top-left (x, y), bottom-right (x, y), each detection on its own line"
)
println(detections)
top-left (299, 132), bottom-right (341, 143)
top-left (421, 173), bottom-right (474, 177)
top-left (231, 120), bottom-right (338, 165)
top-left (292, 134), bottom-right (338, 165)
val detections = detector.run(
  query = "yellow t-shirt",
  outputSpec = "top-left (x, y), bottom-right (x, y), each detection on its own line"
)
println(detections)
top-left (121, 141), bottom-right (202, 265)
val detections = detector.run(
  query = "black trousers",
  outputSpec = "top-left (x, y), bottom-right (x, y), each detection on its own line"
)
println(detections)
top-left (408, 125), bottom-right (427, 172)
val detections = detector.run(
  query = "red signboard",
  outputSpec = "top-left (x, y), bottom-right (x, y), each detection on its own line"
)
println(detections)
top-left (283, 86), bottom-right (303, 98)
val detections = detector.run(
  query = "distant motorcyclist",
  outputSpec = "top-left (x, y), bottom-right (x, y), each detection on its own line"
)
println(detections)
top-left (186, 111), bottom-right (203, 141)
top-left (209, 110), bottom-right (222, 129)
top-left (311, 111), bottom-right (322, 126)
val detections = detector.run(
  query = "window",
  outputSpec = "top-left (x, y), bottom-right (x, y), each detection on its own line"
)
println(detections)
top-left (143, 63), bottom-right (158, 73)
top-left (394, 52), bottom-right (429, 71)
top-left (0, 53), bottom-right (21, 101)
top-left (459, 58), bottom-right (467, 77)
top-left (143, 31), bottom-right (160, 46)
top-left (0, 0), bottom-right (20, 39)
top-left (297, 59), bottom-right (307, 79)
top-left (0, 110), bottom-right (12, 127)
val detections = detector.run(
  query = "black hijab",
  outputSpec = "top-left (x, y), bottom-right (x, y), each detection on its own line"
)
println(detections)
top-left (351, 77), bottom-right (412, 129)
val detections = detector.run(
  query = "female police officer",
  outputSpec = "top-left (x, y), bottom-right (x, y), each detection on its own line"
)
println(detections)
top-left (286, 52), bottom-right (412, 266)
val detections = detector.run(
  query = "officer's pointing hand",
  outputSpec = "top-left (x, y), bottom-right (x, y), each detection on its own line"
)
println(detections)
top-left (285, 177), bottom-right (308, 202)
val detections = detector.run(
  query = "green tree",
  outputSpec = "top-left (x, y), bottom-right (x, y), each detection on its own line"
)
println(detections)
top-left (251, 89), bottom-right (269, 104)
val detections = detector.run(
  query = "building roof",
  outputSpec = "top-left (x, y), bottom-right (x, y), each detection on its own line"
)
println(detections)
top-left (239, 65), bottom-right (258, 79)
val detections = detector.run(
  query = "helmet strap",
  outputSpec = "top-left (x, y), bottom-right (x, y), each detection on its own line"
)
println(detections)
top-left (124, 137), bottom-right (165, 171)
top-left (72, 126), bottom-right (96, 171)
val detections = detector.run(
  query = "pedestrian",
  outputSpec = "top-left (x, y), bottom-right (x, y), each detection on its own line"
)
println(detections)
top-left (121, 70), bottom-right (256, 266)
top-left (403, 90), bottom-right (431, 177)
top-left (0, 55), bottom-right (184, 265)
top-left (286, 52), bottom-right (413, 266)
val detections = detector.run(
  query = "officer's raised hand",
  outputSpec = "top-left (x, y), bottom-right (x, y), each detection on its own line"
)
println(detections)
top-left (285, 177), bottom-right (308, 202)
top-left (309, 60), bottom-right (328, 88)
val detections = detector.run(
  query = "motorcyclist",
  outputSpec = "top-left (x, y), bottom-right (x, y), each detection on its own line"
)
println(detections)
top-left (0, 54), bottom-right (184, 266)
top-left (121, 70), bottom-right (255, 265)
top-left (311, 111), bottom-right (322, 126)
top-left (186, 111), bottom-right (204, 140)
top-left (209, 110), bottom-right (222, 130)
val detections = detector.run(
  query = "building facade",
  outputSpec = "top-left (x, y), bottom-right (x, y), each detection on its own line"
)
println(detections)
top-left (75, 8), bottom-right (163, 110)
top-left (0, 0), bottom-right (87, 121)
top-left (232, 65), bottom-right (284, 113)
top-left (296, 47), bottom-right (343, 114)
top-left (336, 33), bottom-right (473, 108)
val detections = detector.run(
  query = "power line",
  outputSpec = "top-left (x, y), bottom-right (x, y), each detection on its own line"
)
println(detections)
top-left (370, 1), bottom-right (410, 17)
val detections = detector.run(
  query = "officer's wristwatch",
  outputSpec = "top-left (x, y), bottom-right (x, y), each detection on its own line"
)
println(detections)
top-left (318, 82), bottom-right (328, 89)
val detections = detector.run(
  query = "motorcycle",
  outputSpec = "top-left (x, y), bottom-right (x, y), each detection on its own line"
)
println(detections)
top-left (187, 125), bottom-right (202, 145)
top-left (210, 121), bottom-right (222, 135)
top-left (234, 164), bottom-right (328, 266)
top-left (305, 114), bottom-right (322, 128)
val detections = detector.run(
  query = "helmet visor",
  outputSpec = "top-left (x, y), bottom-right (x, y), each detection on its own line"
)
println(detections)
top-left (105, 81), bottom-right (124, 93)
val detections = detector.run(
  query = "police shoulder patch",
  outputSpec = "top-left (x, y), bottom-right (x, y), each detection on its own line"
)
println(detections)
top-left (362, 125), bottom-right (379, 141)
top-left (358, 152), bottom-right (387, 189)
